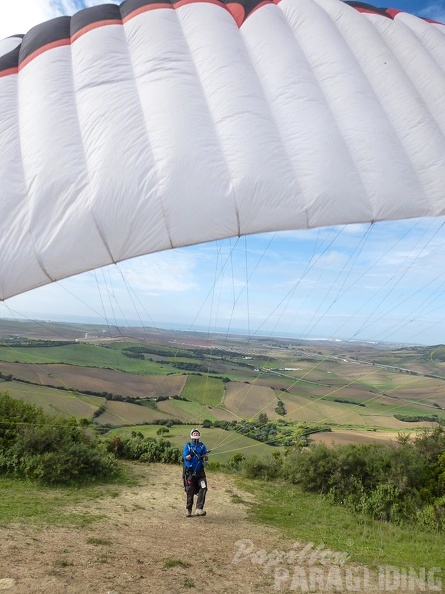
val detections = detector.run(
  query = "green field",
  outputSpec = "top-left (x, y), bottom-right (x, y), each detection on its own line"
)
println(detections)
top-left (0, 342), bottom-right (178, 374)
top-left (106, 425), bottom-right (279, 462)
top-left (158, 398), bottom-right (220, 423)
top-left (1, 381), bottom-right (104, 418)
top-left (181, 375), bottom-right (224, 406)
top-left (95, 400), bottom-right (173, 425)
top-left (2, 327), bottom-right (445, 448)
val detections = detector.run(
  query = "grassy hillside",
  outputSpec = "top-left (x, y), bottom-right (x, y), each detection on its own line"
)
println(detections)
top-left (181, 375), bottom-right (224, 406)
top-left (94, 400), bottom-right (172, 425)
top-left (156, 399), bottom-right (223, 423)
top-left (242, 478), bottom-right (445, 570)
top-left (1, 381), bottom-right (104, 418)
top-left (106, 425), bottom-right (278, 462)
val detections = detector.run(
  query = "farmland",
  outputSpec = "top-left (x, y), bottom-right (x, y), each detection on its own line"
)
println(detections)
top-left (1, 319), bottom-right (445, 450)
top-left (106, 424), bottom-right (276, 463)
top-left (0, 361), bottom-right (186, 397)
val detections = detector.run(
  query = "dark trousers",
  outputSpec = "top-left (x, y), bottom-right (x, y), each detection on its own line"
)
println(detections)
top-left (185, 472), bottom-right (207, 510)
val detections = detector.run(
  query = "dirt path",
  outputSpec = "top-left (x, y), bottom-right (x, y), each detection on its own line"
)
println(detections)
top-left (0, 465), bottom-right (432, 594)
top-left (0, 465), bottom-right (290, 593)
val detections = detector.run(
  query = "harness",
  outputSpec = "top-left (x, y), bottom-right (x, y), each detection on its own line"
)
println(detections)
top-left (182, 441), bottom-right (209, 490)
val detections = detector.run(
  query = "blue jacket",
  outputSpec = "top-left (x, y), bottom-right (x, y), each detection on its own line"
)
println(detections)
top-left (183, 441), bottom-right (208, 474)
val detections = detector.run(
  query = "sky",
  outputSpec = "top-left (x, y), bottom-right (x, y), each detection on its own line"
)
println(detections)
top-left (1, 0), bottom-right (445, 346)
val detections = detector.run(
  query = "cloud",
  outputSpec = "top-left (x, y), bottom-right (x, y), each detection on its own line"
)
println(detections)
top-left (49, 0), bottom-right (119, 16)
top-left (116, 252), bottom-right (199, 295)
top-left (1, 1), bottom-right (53, 38)
top-left (418, 2), bottom-right (445, 23)
top-left (1, 1), bottom-right (121, 40)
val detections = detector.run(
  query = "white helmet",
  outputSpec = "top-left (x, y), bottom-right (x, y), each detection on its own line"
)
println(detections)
top-left (190, 428), bottom-right (201, 440)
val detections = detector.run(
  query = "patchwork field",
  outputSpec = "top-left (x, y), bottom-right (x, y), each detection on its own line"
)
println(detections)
top-left (0, 362), bottom-right (187, 398)
top-left (280, 392), bottom-right (366, 425)
top-left (279, 390), bottom-right (442, 429)
top-left (2, 323), bottom-right (445, 447)
top-left (359, 415), bottom-right (436, 430)
top-left (307, 429), bottom-right (425, 447)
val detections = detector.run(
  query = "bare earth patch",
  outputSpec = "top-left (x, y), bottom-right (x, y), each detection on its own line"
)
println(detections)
top-left (0, 465), bottom-right (282, 594)
top-left (0, 465), bottom-right (429, 593)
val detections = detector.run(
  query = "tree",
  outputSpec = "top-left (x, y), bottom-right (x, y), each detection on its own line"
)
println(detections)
top-left (258, 413), bottom-right (269, 426)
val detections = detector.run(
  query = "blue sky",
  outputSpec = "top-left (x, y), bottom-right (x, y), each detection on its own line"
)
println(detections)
top-left (1, 0), bottom-right (445, 346)
top-left (378, 0), bottom-right (445, 20)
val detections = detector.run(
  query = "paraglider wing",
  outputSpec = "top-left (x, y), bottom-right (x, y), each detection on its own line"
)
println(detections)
top-left (1, 0), bottom-right (445, 300)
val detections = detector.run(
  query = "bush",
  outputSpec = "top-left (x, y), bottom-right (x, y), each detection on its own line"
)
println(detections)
top-left (267, 439), bottom-right (440, 527)
top-left (241, 455), bottom-right (281, 481)
top-left (0, 392), bottom-right (118, 485)
top-left (414, 425), bottom-right (445, 463)
top-left (226, 453), bottom-right (245, 471)
top-left (104, 433), bottom-right (181, 464)
top-left (282, 444), bottom-right (338, 492)
top-left (416, 495), bottom-right (445, 532)
top-left (356, 483), bottom-right (416, 523)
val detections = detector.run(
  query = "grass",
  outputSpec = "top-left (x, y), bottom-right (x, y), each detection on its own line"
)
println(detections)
top-left (2, 381), bottom-right (104, 418)
top-left (163, 398), bottom-right (219, 421)
top-left (86, 536), bottom-right (113, 546)
top-left (238, 478), bottom-right (445, 571)
top-left (106, 424), bottom-right (279, 462)
top-left (0, 478), bottom-right (102, 527)
top-left (0, 343), bottom-right (177, 375)
top-left (163, 558), bottom-right (191, 569)
top-left (95, 399), bottom-right (172, 426)
top-left (0, 468), bottom-right (135, 528)
top-left (181, 375), bottom-right (224, 407)
top-left (53, 558), bottom-right (74, 568)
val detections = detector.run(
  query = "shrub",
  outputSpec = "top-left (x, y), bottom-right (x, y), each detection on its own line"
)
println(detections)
top-left (104, 434), bottom-right (181, 464)
top-left (0, 392), bottom-right (118, 485)
top-left (414, 425), bottom-right (445, 463)
top-left (226, 453), bottom-right (245, 471)
top-left (356, 483), bottom-right (416, 523)
top-left (241, 455), bottom-right (281, 481)
top-left (416, 495), bottom-right (445, 532)
top-left (282, 444), bottom-right (338, 493)
top-left (278, 440), bottom-right (436, 526)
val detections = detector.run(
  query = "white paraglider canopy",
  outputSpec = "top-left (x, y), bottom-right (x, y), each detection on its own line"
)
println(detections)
top-left (1, 0), bottom-right (445, 300)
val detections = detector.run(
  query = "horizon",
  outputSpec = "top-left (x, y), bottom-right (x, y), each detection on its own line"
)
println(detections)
top-left (0, 312), bottom-right (437, 348)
